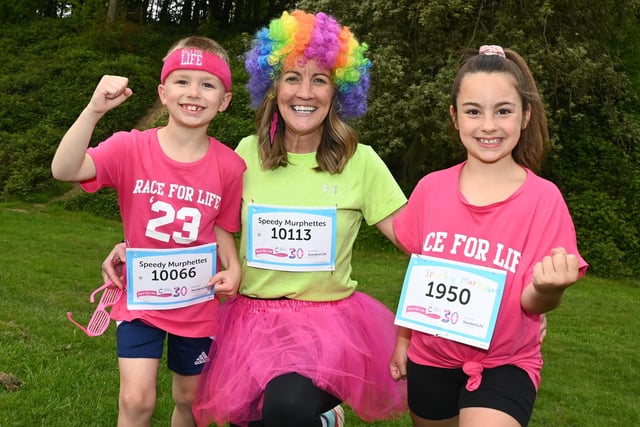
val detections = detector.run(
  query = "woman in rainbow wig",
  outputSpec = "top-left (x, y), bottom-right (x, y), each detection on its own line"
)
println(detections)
top-left (192, 9), bottom-right (408, 427)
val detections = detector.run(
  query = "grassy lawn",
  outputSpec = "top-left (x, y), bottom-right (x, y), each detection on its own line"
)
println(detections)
top-left (1, 202), bottom-right (638, 426)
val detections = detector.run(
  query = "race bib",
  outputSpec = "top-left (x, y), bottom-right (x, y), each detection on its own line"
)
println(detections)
top-left (246, 204), bottom-right (337, 272)
top-left (125, 243), bottom-right (217, 310)
top-left (395, 254), bottom-right (506, 349)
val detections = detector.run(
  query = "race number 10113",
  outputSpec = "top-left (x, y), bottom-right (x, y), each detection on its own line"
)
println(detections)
top-left (270, 227), bottom-right (311, 241)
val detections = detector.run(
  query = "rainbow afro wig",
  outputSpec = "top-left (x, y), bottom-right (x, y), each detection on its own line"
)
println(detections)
top-left (245, 10), bottom-right (372, 119)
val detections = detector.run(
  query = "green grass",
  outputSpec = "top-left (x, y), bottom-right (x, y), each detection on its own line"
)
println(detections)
top-left (1, 202), bottom-right (639, 426)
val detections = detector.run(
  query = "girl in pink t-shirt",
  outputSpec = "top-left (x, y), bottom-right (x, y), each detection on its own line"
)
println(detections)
top-left (390, 45), bottom-right (588, 427)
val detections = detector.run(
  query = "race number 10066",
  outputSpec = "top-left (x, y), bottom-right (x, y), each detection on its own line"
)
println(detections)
top-left (151, 267), bottom-right (197, 281)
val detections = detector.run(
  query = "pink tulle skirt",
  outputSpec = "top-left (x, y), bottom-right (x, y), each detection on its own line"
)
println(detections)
top-left (193, 292), bottom-right (407, 426)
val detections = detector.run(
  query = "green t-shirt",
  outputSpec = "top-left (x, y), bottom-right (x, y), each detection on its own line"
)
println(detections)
top-left (236, 135), bottom-right (407, 301)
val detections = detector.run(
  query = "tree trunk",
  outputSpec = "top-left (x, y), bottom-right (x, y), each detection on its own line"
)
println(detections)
top-left (221, 0), bottom-right (232, 26)
top-left (158, 0), bottom-right (172, 24)
top-left (106, 0), bottom-right (118, 25)
top-left (181, 0), bottom-right (194, 25)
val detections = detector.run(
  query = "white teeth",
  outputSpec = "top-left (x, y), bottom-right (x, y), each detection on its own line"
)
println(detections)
top-left (479, 138), bottom-right (500, 145)
top-left (185, 105), bottom-right (202, 111)
top-left (292, 106), bottom-right (316, 113)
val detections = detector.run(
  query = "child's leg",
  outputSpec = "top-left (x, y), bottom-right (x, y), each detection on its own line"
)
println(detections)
top-left (171, 372), bottom-right (200, 427)
top-left (118, 357), bottom-right (161, 427)
top-left (459, 407), bottom-right (521, 427)
top-left (167, 334), bottom-right (213, 427)
top-left (407, 359), bottom-right (465, 427)
top-left (407, 359), bottom-right (535, 427)
top-left (410, 413), bottom-right (458, 427)
top-left (457, 365), bottom-right (535, 427)
top-left (116, 320), bottom-right (166, 427)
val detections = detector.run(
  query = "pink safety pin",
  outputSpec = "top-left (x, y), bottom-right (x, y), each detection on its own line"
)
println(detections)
top-left (67, 281), bottom-right (123, 337)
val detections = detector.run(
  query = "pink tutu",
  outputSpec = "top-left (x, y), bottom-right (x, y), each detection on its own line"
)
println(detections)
top-left (193, 292), bottom-right (407, 426)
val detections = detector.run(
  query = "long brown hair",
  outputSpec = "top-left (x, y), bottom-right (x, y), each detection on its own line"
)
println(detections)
top-left (450, 47), bottom-right (549, 172)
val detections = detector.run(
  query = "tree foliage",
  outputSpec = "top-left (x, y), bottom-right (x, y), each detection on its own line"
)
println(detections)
top-left (1, 1), bottom-right (640, 277)
top-left (0, 0), bottom-right (66, 18)
top-left (1, 0), bottom-right (296, 28)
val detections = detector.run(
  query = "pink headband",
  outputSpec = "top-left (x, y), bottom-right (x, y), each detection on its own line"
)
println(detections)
top-left (160, 48), bottom-right (232, 92)
top-left (479, 45), bottom-right (506, 58)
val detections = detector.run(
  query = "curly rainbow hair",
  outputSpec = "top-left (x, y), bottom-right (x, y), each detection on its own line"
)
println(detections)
top-left (245, 10), bottom-right (372, 119)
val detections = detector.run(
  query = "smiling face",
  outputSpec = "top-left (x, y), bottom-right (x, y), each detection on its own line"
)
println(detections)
top-left (450, 71), bottom-right (531, 167)
top-left (158, 69), bottom-right (231, 129)
top-left (276, 59), bottom-right (335, 147)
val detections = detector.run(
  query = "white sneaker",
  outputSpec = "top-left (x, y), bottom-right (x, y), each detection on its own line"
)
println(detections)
top-left (320, 405), bottom-right (345, 427)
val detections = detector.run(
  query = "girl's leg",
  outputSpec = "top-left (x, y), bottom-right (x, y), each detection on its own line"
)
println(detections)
top-left (261, 372), bottom-right (341, 427)
top-left (458, 407), bottom-right (521, 427)
top-left (118, 357), bottom-right (160, 427)
top-left (407, 359), bottom-right (465, 427)
top-left (410, 412), bottom-right (458, 427)
top-left (458, 365), bottom-right (535, 427)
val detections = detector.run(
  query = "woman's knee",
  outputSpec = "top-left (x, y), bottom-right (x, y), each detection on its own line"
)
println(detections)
top-left (262, 373), bottom-right (335, 426)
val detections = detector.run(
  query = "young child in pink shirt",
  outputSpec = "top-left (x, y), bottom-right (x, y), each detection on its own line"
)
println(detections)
top-left (390, 45), bottom-right (588, 427)
top-left (52, 36), bottom-right (246, 426)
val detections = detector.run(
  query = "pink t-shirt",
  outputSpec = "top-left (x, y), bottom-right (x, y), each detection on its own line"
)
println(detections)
top-left (82, 128), bottom-right (246, 337)
top-left (393, 163), bottom-right (588, 390)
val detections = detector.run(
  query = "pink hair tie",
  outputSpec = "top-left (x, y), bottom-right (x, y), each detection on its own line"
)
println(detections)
top-left (479, 45), bottom-right (505, 58)
top-left (161, 48), bottom-right (232, 92)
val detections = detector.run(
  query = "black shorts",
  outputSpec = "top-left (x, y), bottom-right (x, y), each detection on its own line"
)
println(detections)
top-left (407, 358), bottom-right (536, 427)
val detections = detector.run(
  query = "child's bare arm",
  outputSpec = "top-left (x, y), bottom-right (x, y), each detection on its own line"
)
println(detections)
top-left (521, 247), bottom-right (581, 314)
top-left (51, 75), bottom-right (132, 182)
top-left (209, 226), bottom-right (241, 300)
top-left (390, 326), bottom-right (411, 381)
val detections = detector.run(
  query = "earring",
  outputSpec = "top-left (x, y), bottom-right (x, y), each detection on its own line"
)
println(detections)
top-left (269, 111), bottom-right (278, 145)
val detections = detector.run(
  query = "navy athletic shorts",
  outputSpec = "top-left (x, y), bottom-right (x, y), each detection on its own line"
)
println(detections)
top-left (116, 319), bottom-right (213, 375)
